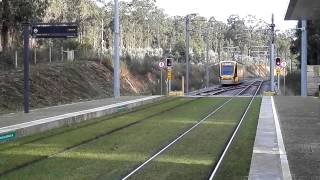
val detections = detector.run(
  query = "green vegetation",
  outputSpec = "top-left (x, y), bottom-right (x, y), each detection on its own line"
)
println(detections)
top-left (0, 97), bottom-right (227, 179)
top-left (291, 20), bottom-right (320, 65)
top-left (214, 98), bottom-right (262, 180)
top-left (129, 97), bottom-right (253, 180)
top-left (0, 97), bottom-right (186, 174)
top-left (0, 0), bottom-right (293, 67)
top-left (0, 0), bottom-right (294, 111)
top-left (280, 71), bottom-right (301, 95)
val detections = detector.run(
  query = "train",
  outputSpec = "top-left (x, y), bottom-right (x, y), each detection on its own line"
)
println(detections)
top-left (219, 60), bottom-right (244, 85)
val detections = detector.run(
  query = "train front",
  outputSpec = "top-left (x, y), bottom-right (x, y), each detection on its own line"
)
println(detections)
top-left (219, 61), bottom-right (237, 85)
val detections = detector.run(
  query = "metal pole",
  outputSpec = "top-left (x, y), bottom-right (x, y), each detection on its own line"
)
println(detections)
top-left (206, 26), bottom-right (210, 88)
top-left (160, 69), bottom-right (163, 95)
top-left (166, 79), bottom-right (169, 95)
top-left (185, 16), bottom-right (190, 94)
top-left (271, 44), bottom-right (275, 91)
top-left (277, 73), bottom-right (281, 93)
top-left (182, 76), bottom-right (185, 93)
top-left (34, 47), bottom-right (37, 64)
top-left (301, 20), bottom-right (307, 97)
top-left (284, 68), bottom-right (286, 95)
top-left (49, 46), bottom-right (52, 63)
top-left (270, 14), bottom-right (275, 92)
top-left (15, 50), bottom-right (18, 69)
top-left (100, 18), bottom-right (104, 64)
top-left (113, 0), bottom-right (120, 98)
top-left (23, 23), bottom-right (30, 113)
top-left (61, 46), bottom-right (64, 62)
top-left (265, 55), bottom-right (267, 79)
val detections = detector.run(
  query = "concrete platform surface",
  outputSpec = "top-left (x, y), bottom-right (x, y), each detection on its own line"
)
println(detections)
top-left (0, 96), bottom-right (147, 127)
top-left (249, 96), bottom-right (291, 180)
top-left (274, 96), bottom-right (320, 180)
top-left (0, 96), bottom-right (162, 139)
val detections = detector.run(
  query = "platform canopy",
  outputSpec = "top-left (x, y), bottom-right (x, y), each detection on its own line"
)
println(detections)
top-left (285, 0), bottom-right (320, 20)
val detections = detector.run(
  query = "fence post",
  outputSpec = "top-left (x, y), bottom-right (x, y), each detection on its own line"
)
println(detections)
top-left (15, 50), bottom-right (18, 69)
top-left (61, 46), bottom-right (64, 62)
top-left (49, 46), bottom-right (52, 63)
top-left (34, 47), bottom-right (37, 64)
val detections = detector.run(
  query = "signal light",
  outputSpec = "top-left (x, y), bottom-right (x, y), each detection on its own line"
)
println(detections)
top-left (276, 57), bottom-right (281, 66)
top-left (166, 58), bottom-right (173, 67)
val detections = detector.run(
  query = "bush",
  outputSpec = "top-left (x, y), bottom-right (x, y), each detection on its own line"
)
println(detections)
top-left (281, 71), bottom-right (300, 95)
top-left (0, 52), bottom-right (15, 70)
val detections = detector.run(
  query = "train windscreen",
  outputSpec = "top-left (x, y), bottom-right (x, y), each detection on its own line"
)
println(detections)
top-left (222, 65), bottom-right (234, 75)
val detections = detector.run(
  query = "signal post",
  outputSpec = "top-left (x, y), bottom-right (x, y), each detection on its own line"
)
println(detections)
top-left (275, 57), bottom-right (287, 95)
top-left (166, 58), bottom-right (173, 94)
top-left (276, 57), bottom-right (281, 93)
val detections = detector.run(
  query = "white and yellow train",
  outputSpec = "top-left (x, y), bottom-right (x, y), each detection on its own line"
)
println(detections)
top-left (219, 61), bottom-right (244, 85)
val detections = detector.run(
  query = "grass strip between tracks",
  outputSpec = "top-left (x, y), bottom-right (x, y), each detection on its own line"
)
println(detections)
top-left (128, 97), bottom-right (261, 180)
top-left (0, 97), bottom-right (185, 175)
top-left (0, 97), bottom-right (227, 179)
top-left (214, 97), bottom-right (262, 180)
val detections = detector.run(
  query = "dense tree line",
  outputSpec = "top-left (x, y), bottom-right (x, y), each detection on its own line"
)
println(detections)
top-left (0, 0), bottom-right (293, 65)
top-left (0, 0), bottom-right (48, 52)
top-left (291, 20), bottom-right (320, 65)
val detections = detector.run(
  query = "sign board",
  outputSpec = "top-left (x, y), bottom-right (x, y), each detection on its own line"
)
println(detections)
top-left (281, 61), bottom-right (287, 68)
top-left (31, 24), bottom-right (78, 38)
top-left (276, 67), bottom-right (281, 75)
top-left (117, 105), bottom-right (128, 112)
top-left (159, 61), bottom-right (165, 68)
top-left (0, 131), bottom-right (16, 142)
top-left (167, 68), bottom-right (172, 80)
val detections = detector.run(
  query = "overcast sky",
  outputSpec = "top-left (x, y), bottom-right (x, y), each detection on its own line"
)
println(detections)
top-left (155, 0), bottom-right (297, 31)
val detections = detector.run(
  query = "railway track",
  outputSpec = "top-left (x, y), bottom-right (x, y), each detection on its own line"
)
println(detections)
top-left (191, 80), bottom-right (263, 96)
top-left (121, 80), bottom-right (263, 180)
top-left (0, 98), bottom-right (201, 176)
top-left (0, 81), bottom-right (263, 179)
top-left (208, 80), bottom-right (263, 179)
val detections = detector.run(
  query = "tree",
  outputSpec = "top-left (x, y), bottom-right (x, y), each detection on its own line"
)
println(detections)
top-left (0, 0), bottom-right (48, 53)
top-left (291, 20), bottom-right (320, 66)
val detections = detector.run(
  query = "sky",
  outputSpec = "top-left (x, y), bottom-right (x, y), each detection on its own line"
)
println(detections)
top-left (155, 0), bottom-right (297, 31)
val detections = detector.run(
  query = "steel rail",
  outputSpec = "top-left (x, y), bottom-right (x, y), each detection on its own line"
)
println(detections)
top-left (196, 81), bottom-right (257, 96)
top-left (0, 98), bottom-right (199, 177)
top-left (208, 80), bottom-right (263, 180)
top-left (121, 81), bottom-right (258, 180)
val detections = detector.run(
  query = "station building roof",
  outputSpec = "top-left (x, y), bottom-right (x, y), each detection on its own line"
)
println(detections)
top-left (285, 0), bottom-right (320, 20)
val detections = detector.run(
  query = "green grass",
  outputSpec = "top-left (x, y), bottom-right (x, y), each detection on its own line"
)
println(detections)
top-left (0, 97), bottom-right (184, 174)
top-left (0, 97), bottom-right (227, 179)
top-left (129, 97), bottom-right (253, 180)
top-left (0, 97), bottom-right (176, 150)
top-left (214, 97), bottom-right (262, 180)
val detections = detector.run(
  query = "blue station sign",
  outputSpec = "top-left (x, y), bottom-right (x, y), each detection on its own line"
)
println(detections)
top-left (0, 131), bottom-right (16, 142)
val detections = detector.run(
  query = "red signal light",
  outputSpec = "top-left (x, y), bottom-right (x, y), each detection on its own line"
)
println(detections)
top-left (276, 57), bottom-right (281, 66)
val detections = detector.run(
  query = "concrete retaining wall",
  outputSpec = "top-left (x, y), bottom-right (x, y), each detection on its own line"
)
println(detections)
top-left (0, 96), bottom-right (164, 140)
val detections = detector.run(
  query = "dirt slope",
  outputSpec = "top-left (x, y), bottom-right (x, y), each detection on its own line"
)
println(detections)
top-left (0, 61), bottom-right (155, 113)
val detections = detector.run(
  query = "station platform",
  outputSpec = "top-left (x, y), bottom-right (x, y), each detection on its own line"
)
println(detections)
top-left (249, 96), bottom-right (320, 180)
top-left (274, 96), bottom-right (320, 180)
top-left (0, 96), bottom-right (162, 141)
